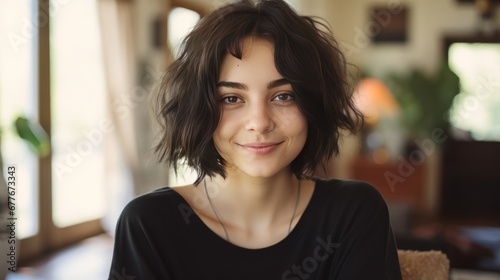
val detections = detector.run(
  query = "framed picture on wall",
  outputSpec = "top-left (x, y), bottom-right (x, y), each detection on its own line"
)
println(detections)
top-left (370, 7), bottom-right (408, 43)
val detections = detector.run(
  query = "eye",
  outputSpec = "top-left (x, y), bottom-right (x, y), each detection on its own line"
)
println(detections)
top-left (272, 93), bottom-right (295, 102)
top-left (221, 95), bottom-right (243, 104)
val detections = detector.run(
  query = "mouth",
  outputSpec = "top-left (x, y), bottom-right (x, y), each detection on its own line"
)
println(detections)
top-left (238, 142), bottom-right (284, 155)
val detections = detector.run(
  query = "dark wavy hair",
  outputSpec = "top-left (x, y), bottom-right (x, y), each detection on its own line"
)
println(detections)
top-left (154, 0), bottom-right (363, 184)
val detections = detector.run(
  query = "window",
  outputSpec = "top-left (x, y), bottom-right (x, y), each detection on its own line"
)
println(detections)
top-left (50, 0), bottom-right (106, 227)
top-left (167, 7), bottom-right (200, 58)
top-left (448, 42), bottom-right (500, 141)
top-left (0, 0), bottom-right (107, 260)
top-left (0, 0), bottom-right (39, 239)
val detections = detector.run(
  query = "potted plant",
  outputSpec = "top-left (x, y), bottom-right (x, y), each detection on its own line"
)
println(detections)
top-left (384, 62), bottom-right (460, 142)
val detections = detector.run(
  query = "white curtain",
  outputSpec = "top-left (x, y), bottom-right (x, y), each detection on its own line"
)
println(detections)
top-left (97, 0), bottom-right (167, 235)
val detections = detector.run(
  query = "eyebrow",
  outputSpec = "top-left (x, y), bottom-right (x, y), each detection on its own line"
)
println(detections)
top-left (217, 78), bottom-right (291, 91)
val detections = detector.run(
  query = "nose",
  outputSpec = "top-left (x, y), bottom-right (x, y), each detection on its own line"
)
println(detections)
top-left (244, 102), bottom-right (275, 133)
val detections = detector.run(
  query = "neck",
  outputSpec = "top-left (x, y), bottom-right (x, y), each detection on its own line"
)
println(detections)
top-left (206, 169), bottom-right (299, 228)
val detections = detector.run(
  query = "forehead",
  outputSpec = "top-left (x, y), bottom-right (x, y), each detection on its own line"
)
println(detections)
top-left (218, 37), bottom-right (283, 84)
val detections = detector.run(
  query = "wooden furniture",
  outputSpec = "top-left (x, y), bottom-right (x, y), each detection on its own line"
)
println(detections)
top-left (350, 156), bottom-right (426, 212)
top-left (440, 140), bottom-right (500, 223)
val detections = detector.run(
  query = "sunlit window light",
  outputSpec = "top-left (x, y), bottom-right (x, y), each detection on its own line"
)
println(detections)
top-left (50, 0), bottom-right (106, 227)
top-left (448, 43), bottom-right (500, 141)
top-left (167, 7), bottom-right (200, 58)
top-left (0, 0), bottom-right (39, 239)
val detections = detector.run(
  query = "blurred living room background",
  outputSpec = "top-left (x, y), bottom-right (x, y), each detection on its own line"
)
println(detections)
top-left (0, 0), bottom-right (499, 279)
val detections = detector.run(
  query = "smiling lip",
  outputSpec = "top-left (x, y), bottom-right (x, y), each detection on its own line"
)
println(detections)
top-left (238, 142), bottom-right (283, 155)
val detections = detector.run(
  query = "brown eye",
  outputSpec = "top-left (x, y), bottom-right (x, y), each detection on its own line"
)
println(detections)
top-left (222, 96), bottom-right (243, 104)
top-left (273, 93), bottom-right (295, 102)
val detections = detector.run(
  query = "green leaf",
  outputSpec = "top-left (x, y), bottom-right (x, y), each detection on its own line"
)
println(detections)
top-left (383, 62), bottom-right (460, 139)
top-left (14, 116), bottom-right (50, 157)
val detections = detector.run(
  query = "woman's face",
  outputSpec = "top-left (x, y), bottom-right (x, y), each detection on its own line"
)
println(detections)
top-left (214, 37), bottom-right (307, 179)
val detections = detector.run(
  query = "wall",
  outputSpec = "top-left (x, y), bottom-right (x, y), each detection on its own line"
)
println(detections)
top-left (299, 0), bottom-right (500, 77)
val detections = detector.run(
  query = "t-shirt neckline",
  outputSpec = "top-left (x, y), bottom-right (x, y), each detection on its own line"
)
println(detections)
top-left (169, 178), bottom-right (321, 253)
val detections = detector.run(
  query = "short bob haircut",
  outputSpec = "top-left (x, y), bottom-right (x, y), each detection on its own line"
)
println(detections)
top-left (155, 0), bottom-right (363, 184)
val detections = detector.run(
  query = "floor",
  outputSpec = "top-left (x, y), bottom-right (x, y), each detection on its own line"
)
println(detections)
top-left (451, 270), bottom-right (500, 280)
top-left (460, 227), bottom-right (500, 272)
top-left (7, 234), bottom-right (113, 280)
top-left (6, 233), bottom-right (500, 280)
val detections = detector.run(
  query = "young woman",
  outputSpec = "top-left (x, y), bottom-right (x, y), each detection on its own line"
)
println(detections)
top-left (109, 0), bottom-right (402, 279)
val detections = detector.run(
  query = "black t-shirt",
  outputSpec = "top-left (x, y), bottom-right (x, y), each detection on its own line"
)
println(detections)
top-left (109, 179), bottom-right (402, 280)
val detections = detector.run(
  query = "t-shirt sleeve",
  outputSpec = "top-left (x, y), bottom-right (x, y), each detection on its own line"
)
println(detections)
top-left (331, 182), bottom-right (402, 280)
top-left (108, 195), bottom-right (172, 280)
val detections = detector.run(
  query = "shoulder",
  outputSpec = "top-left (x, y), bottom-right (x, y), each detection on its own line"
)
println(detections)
top-left (122, 186), bottom-right (178, 213)
top-left (316, 178), bottom-right (385, 203)
top-left (314, 178), bottom-right (388, 217)
top-left (117, 186), bottom-right (187, 227)
top-left (311, 179), bottom-right (393, 240)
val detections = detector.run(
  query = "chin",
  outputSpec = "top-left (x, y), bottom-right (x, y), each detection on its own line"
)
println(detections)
top-left (234, 164), bottom-right (291, 179)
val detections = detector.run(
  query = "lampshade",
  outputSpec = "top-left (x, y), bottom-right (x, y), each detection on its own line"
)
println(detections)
top-left (354, 78), bottom-right (400, 124)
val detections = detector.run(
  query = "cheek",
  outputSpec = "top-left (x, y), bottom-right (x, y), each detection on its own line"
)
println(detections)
top-left (290, 111), bottom-right (308, 150)
top-left (213, 113), bottom-right (237, 150)
top-left (278, 108), bottom-right (308, 134)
